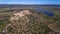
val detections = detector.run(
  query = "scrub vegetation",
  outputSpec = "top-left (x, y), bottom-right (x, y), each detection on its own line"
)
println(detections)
top-left (0, 6), bottom-right (60, 34)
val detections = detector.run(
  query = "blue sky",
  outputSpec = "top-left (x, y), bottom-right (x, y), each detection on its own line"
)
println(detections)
top-left (0, 0), bottom-right (60, 4)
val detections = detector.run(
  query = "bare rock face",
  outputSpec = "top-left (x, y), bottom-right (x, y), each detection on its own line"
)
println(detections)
top-left (9, 10), bottom-right (32, 23)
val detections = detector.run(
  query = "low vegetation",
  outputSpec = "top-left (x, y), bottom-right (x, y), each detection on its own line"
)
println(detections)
top-left (0, 7), bottom-right (60, 34)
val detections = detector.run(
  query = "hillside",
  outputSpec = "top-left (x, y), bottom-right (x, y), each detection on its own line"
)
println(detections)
top-left (0, 9), bottom-right (60, 34)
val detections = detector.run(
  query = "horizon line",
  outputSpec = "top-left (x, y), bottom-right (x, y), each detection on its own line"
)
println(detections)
top-left (0, 3), bottom-right (60, 5)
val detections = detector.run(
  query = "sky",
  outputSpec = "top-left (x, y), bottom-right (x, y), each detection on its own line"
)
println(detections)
top-left (0, 0), bottom-right (60, 4)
